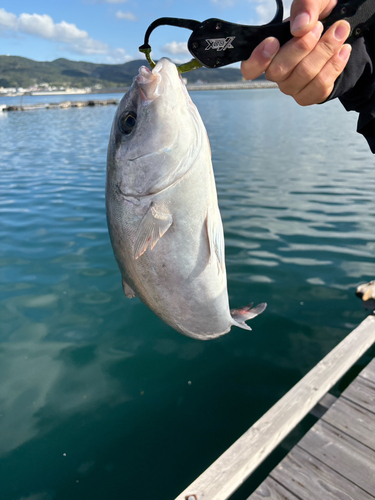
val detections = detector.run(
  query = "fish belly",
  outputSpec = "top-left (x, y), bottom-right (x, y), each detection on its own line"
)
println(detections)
top-left (108, 156), bottom-right (233, 340)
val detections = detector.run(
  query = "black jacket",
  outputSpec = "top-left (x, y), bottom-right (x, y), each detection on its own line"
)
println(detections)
top-left (328, 28), bottom-right (375, 152)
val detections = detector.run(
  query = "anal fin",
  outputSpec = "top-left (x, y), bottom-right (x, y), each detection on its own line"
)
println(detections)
top-left (133, 202), bottom-right (173, 260)
top-left (231, 302), bottom-right (267, 330)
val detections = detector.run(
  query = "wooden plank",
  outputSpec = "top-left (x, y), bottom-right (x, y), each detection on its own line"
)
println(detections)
top-left (322, 397), bottom-right (375, 451)
top-left (175, 316), bottom-right (375, 500)
top-left (360, 358), bottom-right (375, 384)
top-left (298, 420), bottom-right (375, 496)
top-left (342, 376), bottom-right (375, 414)
top-left (265, 446), bottom-right (375, 500)
top-left (247, 477), bottom-right (300, 500)
top-left (310, 392), bottom-right (337, 419)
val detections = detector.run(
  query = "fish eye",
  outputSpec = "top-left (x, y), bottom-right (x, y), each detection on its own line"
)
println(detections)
top-left (118, 111), bottom-right (137, 135)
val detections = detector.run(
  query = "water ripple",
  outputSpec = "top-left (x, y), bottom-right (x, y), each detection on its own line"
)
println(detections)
top-left (0, 89), bottom-right (374, 500)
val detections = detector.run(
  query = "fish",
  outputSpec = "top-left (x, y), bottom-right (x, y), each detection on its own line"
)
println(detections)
top-left (106, 57), bottom-right (266, 340)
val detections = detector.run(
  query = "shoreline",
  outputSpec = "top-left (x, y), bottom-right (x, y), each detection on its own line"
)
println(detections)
top-left (0, 82), bottom-right (278, 111)
top-left (92, 81), bottom-right (278, 93)
top-left (91, 80), bottom-right (278, 93)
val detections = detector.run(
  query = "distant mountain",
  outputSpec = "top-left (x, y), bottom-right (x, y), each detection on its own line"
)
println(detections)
top-left (0, 55), bottom-right (254, 89)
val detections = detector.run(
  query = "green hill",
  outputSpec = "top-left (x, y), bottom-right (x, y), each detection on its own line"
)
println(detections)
top-left (0, 55), bottom-right (248, 89)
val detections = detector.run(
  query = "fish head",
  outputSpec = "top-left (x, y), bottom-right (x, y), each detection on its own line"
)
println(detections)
top-left (107, 57), bottom-right (206, 199)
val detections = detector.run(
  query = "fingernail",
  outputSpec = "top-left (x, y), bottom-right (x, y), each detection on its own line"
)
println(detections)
top-left (339, 44), bottom-right (352, 61)
top-left (291, 12), bottom-right (310, 32)
top-left (262, 38), bottom-right (279, 59)
top-left (334, 21), bottom-right (350, 41)
top-left (311, 21), bottom-right (323, 39)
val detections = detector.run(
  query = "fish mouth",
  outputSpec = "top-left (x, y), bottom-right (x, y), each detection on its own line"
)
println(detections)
top-left (136, 58), bottom-right (182, 103)
top-left (136, 62), bottom-right (163, 102)
top-left (137, 67), bottom-right (161, 102)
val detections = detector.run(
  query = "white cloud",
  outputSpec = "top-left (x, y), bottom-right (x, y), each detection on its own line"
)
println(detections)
top-left (116, 10), bottom-right (137, 21)
top-left (104, 48), bottom-right (133, 64)
top-left (0, 8), bottom-right (17, 29)
top-left (0, 8), bottom-right (131, 62)
top-left (70, 38), bottom-right (110, 55)
top-left (17, 13), bottom-right (88, 42)
top-left (162, 41), bottom-right (189, 56)
top-left (248, 0), bottom-right (292, 24)
top-left (168, 57), bottom-right (192, 64)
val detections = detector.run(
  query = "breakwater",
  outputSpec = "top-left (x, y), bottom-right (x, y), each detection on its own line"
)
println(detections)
top-left (0, 98), bottom-right (119, 112)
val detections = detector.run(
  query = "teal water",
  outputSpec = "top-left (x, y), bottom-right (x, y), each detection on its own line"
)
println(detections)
top-left (0, 89), bottom-right (374, 500)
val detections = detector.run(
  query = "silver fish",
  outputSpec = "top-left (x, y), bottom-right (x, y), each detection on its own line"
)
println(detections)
top-left (106, 58), bottom-right (266, 340)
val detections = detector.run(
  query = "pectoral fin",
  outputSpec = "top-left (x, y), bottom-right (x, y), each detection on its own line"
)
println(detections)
top-left (122, 277), bottom-right (136, 298)
top-left (134, 203), bottom-right (173, 259)
top-left (206, 205), bottom-right (225, 273)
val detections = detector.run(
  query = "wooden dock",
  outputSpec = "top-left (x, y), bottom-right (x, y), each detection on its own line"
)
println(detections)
top-left (248, 357), bottom-right (375, 500)
top-left (176, 315), bottom-right (375, 500)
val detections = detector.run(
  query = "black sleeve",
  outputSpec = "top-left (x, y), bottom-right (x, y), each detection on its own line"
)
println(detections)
top-left (326, 29), bottom-right (375, 153)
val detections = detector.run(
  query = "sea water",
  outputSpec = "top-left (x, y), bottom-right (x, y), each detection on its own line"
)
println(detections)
top-left (0, 89), bottom-right (374, 500)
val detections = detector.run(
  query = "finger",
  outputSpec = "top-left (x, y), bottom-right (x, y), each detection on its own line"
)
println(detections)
top-left (265, 22), bottom-right (323, 83)
top-left (319, 0), bottom-right (338, 19)
top-left (290, 0), bottom-right (336, 36)
top-left (293, 43), bottom-right (352, 105)
top-left (278, 20), bottom-right (350, 96)
top-left (241, 37), bottom-right (279, 80)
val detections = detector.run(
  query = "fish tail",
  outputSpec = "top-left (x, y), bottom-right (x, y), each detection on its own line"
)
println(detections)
top-left (230, 302), bottom-right (267, 331)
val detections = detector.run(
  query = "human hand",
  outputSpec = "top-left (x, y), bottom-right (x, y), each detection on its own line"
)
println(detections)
top-left (241, 0), bottom-right (352, 105)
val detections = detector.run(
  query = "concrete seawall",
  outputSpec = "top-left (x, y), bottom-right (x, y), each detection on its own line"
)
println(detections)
top-left (93, 81), bottom-right (278, 93)
top-left (187, 81), bottom-right (278, 91)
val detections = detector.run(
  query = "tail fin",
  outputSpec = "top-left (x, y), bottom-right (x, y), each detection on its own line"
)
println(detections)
top-left (231, 302), bottom-right (267, 331)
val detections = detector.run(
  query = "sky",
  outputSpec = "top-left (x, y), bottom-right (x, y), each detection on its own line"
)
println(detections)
top-left (0, 0), bottom-right (292, 65)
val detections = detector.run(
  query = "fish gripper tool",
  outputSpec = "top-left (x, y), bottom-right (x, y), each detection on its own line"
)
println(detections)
top-left (139, 0), bottom-right (375, 72)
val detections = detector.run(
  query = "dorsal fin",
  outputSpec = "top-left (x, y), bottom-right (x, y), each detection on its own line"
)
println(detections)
top-left (206, 204), bottom-right (225, 273)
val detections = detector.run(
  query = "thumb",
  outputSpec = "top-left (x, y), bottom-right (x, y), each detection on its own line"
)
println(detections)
top-left (290, 0), bottom-right (337, 36)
